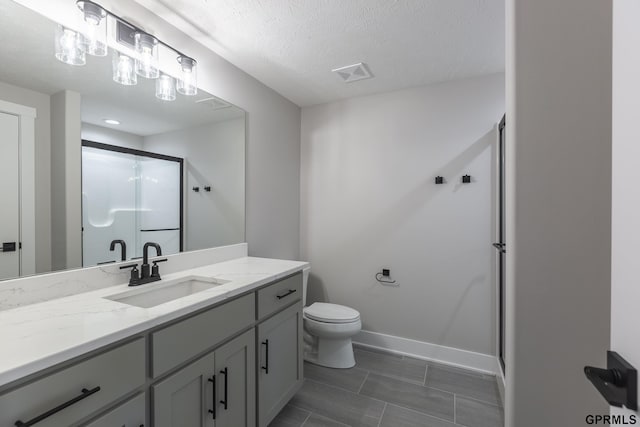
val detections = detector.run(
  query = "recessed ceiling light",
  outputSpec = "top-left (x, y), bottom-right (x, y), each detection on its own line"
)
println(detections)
top-left (104, 119), bottom-right (120, 125)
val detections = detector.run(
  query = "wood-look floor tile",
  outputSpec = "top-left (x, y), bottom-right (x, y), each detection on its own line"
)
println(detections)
top-left (354, 349), bottom-right (427, 384)
top-left (268, 404), bottom-right (310, 427)
top-left (359, 373), bottom-right (454, 422)
top-left (455, 396), bottom-right (504, 427)
top-left (303, 413), bottom-right (350, 427)
top-left (290, 379), bottom-right (385, 427)
top-left (304, 361), bottom-right (369, 393)
top-left (379, 404), bottom-right (456, 427)
top-left (425, 364), bottom-right (501, 406)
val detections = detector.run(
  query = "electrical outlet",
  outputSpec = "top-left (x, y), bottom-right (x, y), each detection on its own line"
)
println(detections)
top-left (382, 269), bottom-right (390, 277)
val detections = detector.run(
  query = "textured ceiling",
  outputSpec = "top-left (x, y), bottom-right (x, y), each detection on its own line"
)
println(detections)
top-left (132, 0), bottom-right (504, 106)
top-left (0, 0), bottom-right (244, 136)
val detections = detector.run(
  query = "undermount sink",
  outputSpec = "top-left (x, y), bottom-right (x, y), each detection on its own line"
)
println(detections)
top-left (105, 276), bottom-right (230, 308)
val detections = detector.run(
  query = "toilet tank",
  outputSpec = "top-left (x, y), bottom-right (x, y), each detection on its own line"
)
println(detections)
top-left (302, 266), bottom-right (311, 306)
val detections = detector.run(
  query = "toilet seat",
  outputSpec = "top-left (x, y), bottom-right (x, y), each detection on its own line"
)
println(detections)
top-left (304, 302), bottom-right (360, 324)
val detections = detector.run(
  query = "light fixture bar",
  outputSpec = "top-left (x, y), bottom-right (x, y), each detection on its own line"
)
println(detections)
top-left (76, 0), bottom-right (196, 66)
top-left (68, 0), bottom-right (198, 97)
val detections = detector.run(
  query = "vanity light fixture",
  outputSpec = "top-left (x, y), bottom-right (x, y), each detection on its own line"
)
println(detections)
top-left (134, 32), bottom-right (160, 79)
top-left (177, 56), bottom-right (198, 96)
top-left (54, 0), bottom-right (198, 100)
top-left (103, 119), bottom-right (121, 125)
top-left (156, 74), bottom-right (176, 101)
top-left (112, 52), bottom-right (137, 86)
top-left (54, 25), bottom-right (86, 66)
top-left (76, 0), bottom-right (107, 56)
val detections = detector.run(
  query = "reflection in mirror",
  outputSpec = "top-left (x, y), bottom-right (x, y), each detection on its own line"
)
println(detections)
top-left (81, 142), bottom-right (184, 266)
top-left (0, 0), bottom-right (245, 280)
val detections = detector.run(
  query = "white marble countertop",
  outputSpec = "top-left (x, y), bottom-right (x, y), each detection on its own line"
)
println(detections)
top-left (0, 256), bottom-right (308, 388)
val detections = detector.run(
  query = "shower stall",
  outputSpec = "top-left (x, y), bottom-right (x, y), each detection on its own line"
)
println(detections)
top-left (81, 141), bottom-right (183, 267)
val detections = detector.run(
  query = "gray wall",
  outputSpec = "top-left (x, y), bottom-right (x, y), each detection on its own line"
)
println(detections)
top-left (144, 119), bottom-right (245, 251)
top-left (0, 80), bottom-right (51, 273)
top-left (81, 123), bottom-right (144, 150)
top-left (505, 0), bottom-right (612, 424)
top-left (301, 74), bottom-right (504, 355)
top-left (51, 90), bottom-right (82, 271)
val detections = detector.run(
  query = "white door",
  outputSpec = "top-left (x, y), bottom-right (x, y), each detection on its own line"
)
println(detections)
top-left (0, 111), bottom-right (20, 279)
top-left (611, 0), bottom-right (639, 418)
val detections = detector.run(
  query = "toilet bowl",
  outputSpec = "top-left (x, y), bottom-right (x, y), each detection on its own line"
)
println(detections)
top-left (302, 267), bottom-right (361, 368)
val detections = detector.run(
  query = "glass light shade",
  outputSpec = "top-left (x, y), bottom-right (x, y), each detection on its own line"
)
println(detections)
top-left (156, 74), bottom-right (176, 101)
top-left (54, 25), bottom-right (86, 66)
top-left (112, 52), bottom-right (137, 85)
top-left (77, 1), bottom-right (107, 56)
top-left (134, 33), bottom-right (159, 79)
top-left (177, 56), bottom-right (198, 96)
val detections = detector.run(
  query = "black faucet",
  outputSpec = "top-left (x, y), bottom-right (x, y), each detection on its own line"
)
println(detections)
top-left (109, 239), bottom-right (127, 261)
top-left (141, 242), bottom-right (167, 283)
top-left (119, 242), bottom-right (167, 286)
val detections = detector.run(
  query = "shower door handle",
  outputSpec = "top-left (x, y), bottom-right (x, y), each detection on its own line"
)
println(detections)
top-left (492, 243), bottom-right (506, 253)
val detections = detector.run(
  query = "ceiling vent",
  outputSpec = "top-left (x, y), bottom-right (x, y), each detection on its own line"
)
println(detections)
top-left (196, 96), bottom-right (232, 110)
top-left (332, 62), bottom-right (373, 83)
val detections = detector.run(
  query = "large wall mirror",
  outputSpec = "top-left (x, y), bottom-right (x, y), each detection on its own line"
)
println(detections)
top-left (0, 0), bottom-right (245, 280)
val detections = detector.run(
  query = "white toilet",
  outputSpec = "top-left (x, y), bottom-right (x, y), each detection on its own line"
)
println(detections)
top-left (302, 266), bottom-right (361, 368)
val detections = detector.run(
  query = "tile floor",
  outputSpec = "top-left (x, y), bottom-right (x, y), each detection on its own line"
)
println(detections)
top-left (269, 346), bottom-right (504, 427)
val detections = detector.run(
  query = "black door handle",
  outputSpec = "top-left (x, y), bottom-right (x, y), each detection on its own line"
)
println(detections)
top-left (207, 375), bottom-right (216, 419)
top-left (261, 340), bottom-right (269, 374)
top-left (219, 367), bottom-right (228, 410)
top-left (0, 242), bottom-right (16, 252)
top-left (14, 386), bottom-right (101, 426)
top-left (585, 351), bottom-right (637, 410)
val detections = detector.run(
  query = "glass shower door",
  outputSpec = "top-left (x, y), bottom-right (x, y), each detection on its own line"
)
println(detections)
top-left (82, 142), bottom-right (183, 266)
top-left (137, 156), bottom-right (181, 257)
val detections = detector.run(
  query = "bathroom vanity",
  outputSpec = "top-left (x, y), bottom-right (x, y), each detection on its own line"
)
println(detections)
top-left (0, 256), bottom-right (306, 427)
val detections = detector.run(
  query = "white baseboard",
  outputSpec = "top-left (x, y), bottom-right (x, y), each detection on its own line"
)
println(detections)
top-left (353, 330), bottom-right (501, 375)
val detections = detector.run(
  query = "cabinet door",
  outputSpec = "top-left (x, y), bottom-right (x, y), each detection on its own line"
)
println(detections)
top-left (214, 329), bottom-right (256, 427)
top-left (152, 351), bottom-right (216, 427)
top-left (86, 393), bottom-right (146, 427)
top-left (257, 303), bottom-right (303, 427)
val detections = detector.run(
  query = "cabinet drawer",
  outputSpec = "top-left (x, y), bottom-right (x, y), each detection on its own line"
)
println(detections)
top-left (86, 393), bottom-right (146, 427)
top-left (257, 273), bottom-right (302, 320)
top-left (0, 338), bottom-right (145, 427)
top-left (151, 293), bottom-right (255, 377)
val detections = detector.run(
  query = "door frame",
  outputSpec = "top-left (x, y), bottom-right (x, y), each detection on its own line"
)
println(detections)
top-left (0, 99), bottom-right (36, 276)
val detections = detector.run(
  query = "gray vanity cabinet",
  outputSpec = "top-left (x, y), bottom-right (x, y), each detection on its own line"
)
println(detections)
top-left (214, 329), bottom-right (256, 427)
top-left (86, 393), bottom-right (146, 427)
top-left (257, 302), bottom-right (303, 427)
top-left (0, 338), bottom-right (145, 427)
top-left (153, 350), bottom-right (217, 427)
top-left (152, 329), bottom-right (255, 427)
top-left (0, 271), bottom-right (305, 427)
